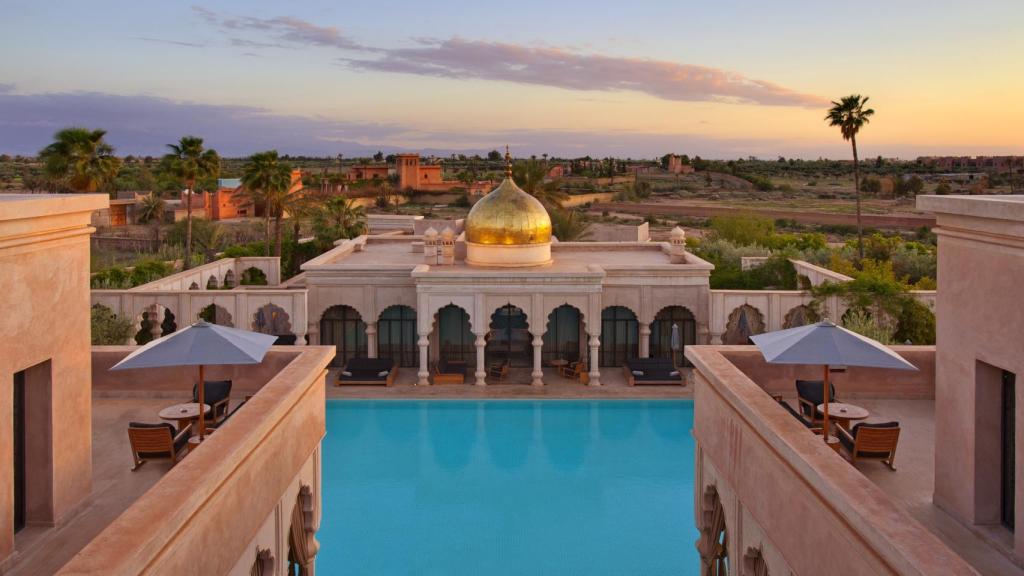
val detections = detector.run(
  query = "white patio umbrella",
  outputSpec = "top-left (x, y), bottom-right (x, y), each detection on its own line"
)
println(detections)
top-left (111, 321), bottom-right (277, 440)
top-left (749, 320), bottom-right (917, 445)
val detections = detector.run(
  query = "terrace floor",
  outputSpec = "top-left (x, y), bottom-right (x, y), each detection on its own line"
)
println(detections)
top-left (7, 396), bottom-right (181, 576)
top-left (800, 398), bottom-right (1023, 576)
top-left (326, 365), bottom-right (695, 399)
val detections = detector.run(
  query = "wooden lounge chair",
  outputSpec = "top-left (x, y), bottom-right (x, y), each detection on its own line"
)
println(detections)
top-left (488, 362), bottom-right (509, 381)
top-left (795, 379), bottom-right (837, 426)
top-left (128, 422), bottom-right (191, 471)
top-left (205, 399), bottom-right (248, 430)
top-left (191, 380), bottom-right (233, 423)
top-left (837, 421), bottom-right (901, 470)
top-left (432, 359), bottom-right (466, 385)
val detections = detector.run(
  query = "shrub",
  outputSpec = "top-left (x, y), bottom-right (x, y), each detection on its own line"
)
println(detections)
top-left (709, 214), bottom-right (774, 246)
top-left (935, 182), bottom-right (952, 195)
top-left (453, 193), bottom-right (471, 207)
top-left (860, 177), bottom-right (882, 194)
top-left (842, 309), bottom-right (895, 344)
top-left (894, 299), bottom-right (936, 344)
top-left (91, 305), bottom-right (134, 345)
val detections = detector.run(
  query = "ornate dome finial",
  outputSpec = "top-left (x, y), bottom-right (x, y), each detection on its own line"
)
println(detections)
top-left (505, 145), bottom-right (512, 179)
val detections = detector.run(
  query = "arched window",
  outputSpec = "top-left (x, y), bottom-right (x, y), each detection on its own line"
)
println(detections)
top-left (650, 306), bottom-right (696, 367)
top-left (783, 305), bottom-right (817, 329)
top-left (198, 304), bottom-right (234, 327)
top-left (600, 306), bottom-right (638, 367)
top-left (320, 305), bottom-right (366, 367)
top-left (437, 304), bottom-right (473, 363)
top-left (378, 305), bottom-right (417, 367)
top-left (543, 305), bottom-right (582, 363)
top-left (206, 275), bottom-right (219, 290)
top-left (223, 269), bottom-right (236, 289)
top-left (241, 267), bottom-right (268, 286)
top-left (696, 485), bottom-right (729, 575)
top-left (723, 305), bottom-right (765, 345)
top-left (487, 304), bottom-right (530, 367)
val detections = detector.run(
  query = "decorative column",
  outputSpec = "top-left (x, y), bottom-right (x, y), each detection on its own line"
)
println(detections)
top-left (306, 323), bottom-right (319, 345)
top-left (531, 333), bottom-right (544, 387)
top-left (588, 334), bottom-right (601, 387)
top-left (417, 332), bottom-right (431, 385)
top-left (365, 322), bottom-right (377, 357)
top-left (639, 322), bottom-right (651, 358)
top-left (474, 333), bottom-right (487, 386)
top-left (710, 331), bottom-right (724, 345)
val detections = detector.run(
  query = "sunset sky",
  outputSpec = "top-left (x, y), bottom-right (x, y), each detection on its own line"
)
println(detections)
top-left (1, 1), bottom-right (1022, 158)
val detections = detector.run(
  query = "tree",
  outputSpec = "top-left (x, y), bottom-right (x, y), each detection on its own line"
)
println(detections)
top-left (487, 149), bottom-right (502, 161)
top-left (549, 208), bottom-right (590, 241)
top-left (512, 159), bottom-right (568, 208)
top-left (826, 95), bottom-right (875, 260)
top-left (373, 150), bottom-right (384, 162)
top-left (239, 150), bottom-right (293, 258)
top-left (136, 192), bottom-right (166, 247)
top-left (312, 196), bottom-right (367, 249)
top-left (162, 136), bottom-right (220, 270)
top-left (38, 127), bottom-right (122, 192)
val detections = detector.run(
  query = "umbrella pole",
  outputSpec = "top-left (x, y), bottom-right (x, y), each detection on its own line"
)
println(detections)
top-left (198, 364), bottom-right (205, 441)
top-left (822, 365), bottom-right (830, 445)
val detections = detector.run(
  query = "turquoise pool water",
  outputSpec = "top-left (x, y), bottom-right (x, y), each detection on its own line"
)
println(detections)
top-left (318, 400), bottom-right (697, 575)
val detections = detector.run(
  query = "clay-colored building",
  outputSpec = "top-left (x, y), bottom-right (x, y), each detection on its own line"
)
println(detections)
top-left (0, 194), bottom-right (107, 563)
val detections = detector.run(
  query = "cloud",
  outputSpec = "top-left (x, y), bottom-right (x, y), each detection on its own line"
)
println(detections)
top-left (0, 83), bottom-right (14, 94)
top-left (341, 38), bottom-right (828, 108)
top-left (192, 6), bottom-right (363, 51)
top-left (3, 88), bottom-right (970, 159)
top-left (229, 38), bottom-right (291, 50)
top-left (133, 36), bottom-right (205, 48)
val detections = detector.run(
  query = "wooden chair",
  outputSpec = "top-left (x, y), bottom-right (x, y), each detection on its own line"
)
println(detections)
top-left (837, 421), bottom-right (901, 470)
top-left (488, 362), bottom-right (509, 381)
top-left (773, 396), bottom-right (823, 435)
top-left (128, 422), bottom-right (191, 471)
top-left (795, 379), bottom-right (836, 426)
top-left (192, 380), bottom-right (233, 423)
top-left (559, 361), bottom-right (583, 380)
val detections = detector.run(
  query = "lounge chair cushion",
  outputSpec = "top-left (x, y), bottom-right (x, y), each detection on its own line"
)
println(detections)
top-left (777, 400), bottom-right (815, 428)
top-left (625, 358), bottom-right (680, 382)
top-left (438, 359), bottom-right (466, 376)
top-left (192, 380), bottom-right (233, 406)
top-left (342, 358), bottom-right (395, 380)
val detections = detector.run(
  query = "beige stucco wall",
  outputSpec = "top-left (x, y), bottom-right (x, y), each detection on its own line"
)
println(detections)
top-left (918, 195), bottom-right (1024, 556)
top-left (0, 194), bottom-right (108, 562)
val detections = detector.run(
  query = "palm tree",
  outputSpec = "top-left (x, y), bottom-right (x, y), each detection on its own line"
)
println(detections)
top-left (38, 127), bottom-right (122, 192)
top-left (512, 158), bottom-right (568, 208)
top-left (550, 208), bottom-right (590, 241)
top-left (239, 150), bottom-right (292, 257)
top-left (162, 137), bottom-right (220, 269)
top-left (136, 192), bottom-right (166, 249)
top-left (826, 95), bottom-right (875, 260)
top-left (312, 196), bottom-right (367, 249)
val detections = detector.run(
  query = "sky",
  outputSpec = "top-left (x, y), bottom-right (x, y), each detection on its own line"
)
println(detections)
top-left (1, 0), bottom-right (1022, 159)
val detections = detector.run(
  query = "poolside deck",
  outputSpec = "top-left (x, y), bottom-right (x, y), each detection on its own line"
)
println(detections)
top-left (327, 366), bottom-right (695, 399)
top-left (787, 398), bottom-right (1024, 576)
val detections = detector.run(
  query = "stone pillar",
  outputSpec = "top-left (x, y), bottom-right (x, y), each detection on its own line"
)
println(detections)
top-left (474, 333), bottom-right (487, 386)
top-left (639, 322), bottom-right (651, 358)
top-left (710, 331), bottom-right (724, 345)
top-left (588, 334), bottom-right (601, 387)
top-left (306, 324), bottom-right (319, 345)
top-left (365, 322), bottom-right (377, 357)
top-left (417, 332), bottom-right (430, 385)
top-left (531, 333), bottom-right (544, 387)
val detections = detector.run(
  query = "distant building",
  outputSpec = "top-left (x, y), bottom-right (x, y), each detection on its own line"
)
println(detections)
top-left (666, 155), bottom-right (695, 175)
top-left (207, 170), bottom-right (303, 221)
top-left (395, 153), bottom-right (491, 194)
top-left (917, 155), bottom-right (1024, 174)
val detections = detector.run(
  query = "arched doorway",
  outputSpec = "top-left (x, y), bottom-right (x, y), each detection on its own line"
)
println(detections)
top-left (542, 304), bottom-right (582, 363)
top-left (378, 305), bottom-right (417, 367)
top-left (696, 485), bottom-right (729, 575)
top-left (651, 306), bottom-right (696, 367)
top-left (253, 303), bottom-right (295, 345)
top-left (198, 303), bottom-right (233, 327)
top-left (723, 304), bottom-right (764, 345)
top-left (437, 304), bottom-right (473, 364)
top-left (600, 306), bottom-right (638, 367)
top-left (487, 304), bottom-right (530, 367)
top-left (320, 305), bottom-right (367, 367)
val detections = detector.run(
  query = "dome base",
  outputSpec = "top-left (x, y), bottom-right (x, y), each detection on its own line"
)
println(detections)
top-left (465, 242), bottom-right (552, 268)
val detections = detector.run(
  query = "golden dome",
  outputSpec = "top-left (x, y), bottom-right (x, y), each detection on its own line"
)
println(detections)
top-left (464, 176), bottom-right (552, 245)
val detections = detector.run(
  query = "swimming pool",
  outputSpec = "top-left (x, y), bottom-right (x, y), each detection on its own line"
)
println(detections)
top-left (318, 400), bottom-right (697, 575)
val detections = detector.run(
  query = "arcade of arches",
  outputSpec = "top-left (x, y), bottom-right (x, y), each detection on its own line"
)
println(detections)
top-left (315, 300), bottom-right (707, 385)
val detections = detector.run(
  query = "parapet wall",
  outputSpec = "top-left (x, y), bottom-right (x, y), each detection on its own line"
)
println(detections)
top-left (59, 345), bottom-right (334, 575)
top-left (685, 345), bottom-right (974, 576)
